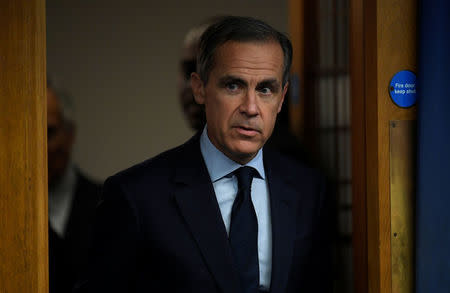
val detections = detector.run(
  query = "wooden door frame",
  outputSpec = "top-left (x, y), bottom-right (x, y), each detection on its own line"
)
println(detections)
top-left (290, 0), bottom-right (417, 292)
top-left (0, 1), bottom-right (48, 292)
top-left (350, 0), bottom-right (417, 292)
top-left (350, 0), bottom-right (369, 291)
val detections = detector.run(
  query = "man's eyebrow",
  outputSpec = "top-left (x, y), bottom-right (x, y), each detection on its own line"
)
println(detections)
top-left (257, 79), bottom-right (281, 89)
top-left (218, 75), bottom-right (248, 87)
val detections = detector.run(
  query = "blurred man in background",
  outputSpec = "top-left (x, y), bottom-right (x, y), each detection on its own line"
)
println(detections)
top-left (177, 17), bottom-right (223, 131)
top-left (47, 80), bottom-right (101, 293)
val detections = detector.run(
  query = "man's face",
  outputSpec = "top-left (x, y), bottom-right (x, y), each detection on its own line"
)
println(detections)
top-left (47, 88), bottom-right (74, 186)
top-left (177, 41), bottom-right (206, 131)
top-left (192, 41), bottom-right (287, 164)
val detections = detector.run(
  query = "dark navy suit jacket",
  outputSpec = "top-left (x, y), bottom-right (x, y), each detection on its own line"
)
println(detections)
top-left (76, 133), bottom-right (333, 293)
top-left (49, 170), bottom-right (101, 293)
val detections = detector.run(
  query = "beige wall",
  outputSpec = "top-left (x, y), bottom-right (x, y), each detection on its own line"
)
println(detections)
top-left (46, 0), bottom-right (287, 180)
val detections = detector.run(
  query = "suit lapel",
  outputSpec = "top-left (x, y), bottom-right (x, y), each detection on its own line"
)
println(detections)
top-left (264, 151), bottom-right (298, 293)
top-left (172, 134), bottom-right (241, 293)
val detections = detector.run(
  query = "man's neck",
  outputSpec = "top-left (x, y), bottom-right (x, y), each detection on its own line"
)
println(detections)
top-left (199, 126), bottom-right (265, 182)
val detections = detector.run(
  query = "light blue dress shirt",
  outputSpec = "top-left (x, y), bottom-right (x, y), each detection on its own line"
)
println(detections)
top-left (199, 126), bottom-right (272, 289)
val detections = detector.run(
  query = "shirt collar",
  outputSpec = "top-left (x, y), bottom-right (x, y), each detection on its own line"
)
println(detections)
top-left (200, 125), bottom-right (266, 182)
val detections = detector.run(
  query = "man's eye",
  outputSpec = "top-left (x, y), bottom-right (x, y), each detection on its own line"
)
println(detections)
top-left (226, 83), bottom-right (239, 91)
top-left (259, 87), bottom-right (272, 95)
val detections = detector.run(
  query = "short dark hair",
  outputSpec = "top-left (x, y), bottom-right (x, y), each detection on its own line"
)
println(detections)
top-left (197, 16), bottom-right (293, 86)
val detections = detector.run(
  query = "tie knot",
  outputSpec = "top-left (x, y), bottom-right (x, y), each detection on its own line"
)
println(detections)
top-left (234, 166), bottom-right (256, 190)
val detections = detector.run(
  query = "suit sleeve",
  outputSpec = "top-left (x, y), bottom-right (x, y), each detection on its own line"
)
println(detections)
top-left (73, 175), bottom-right (141, 293)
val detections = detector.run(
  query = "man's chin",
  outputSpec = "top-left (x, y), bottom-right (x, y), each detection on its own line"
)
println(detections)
top-left (227, 144), bottom-right (262, 164)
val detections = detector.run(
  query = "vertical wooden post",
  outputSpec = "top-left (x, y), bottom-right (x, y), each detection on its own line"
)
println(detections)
top-left (351, 0), bottom-right (417, 292)
top-left (0, 1), bottom-right (48, 293)
top-left (288, 0), bottom-right (305, 138)
top-left (350, 0), bottom-right (368, 291)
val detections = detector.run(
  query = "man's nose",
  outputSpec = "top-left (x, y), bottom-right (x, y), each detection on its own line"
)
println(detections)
top-left (239, 90), bottom-right (259, 116)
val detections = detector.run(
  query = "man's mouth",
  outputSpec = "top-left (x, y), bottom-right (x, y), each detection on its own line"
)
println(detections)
top-left (233, 125), bottom-right (260, 137)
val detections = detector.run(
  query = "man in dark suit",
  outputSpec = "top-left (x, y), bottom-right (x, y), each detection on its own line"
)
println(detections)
top-left (47, 83), bottom-right (102, 293)
top-left (77, 16), bottom-right (333, 293)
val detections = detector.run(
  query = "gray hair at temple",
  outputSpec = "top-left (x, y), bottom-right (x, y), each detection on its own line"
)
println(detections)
top-left (196, 16), bottom-right (293, 86)
top-left (47, 76), bottom-right (76, 127)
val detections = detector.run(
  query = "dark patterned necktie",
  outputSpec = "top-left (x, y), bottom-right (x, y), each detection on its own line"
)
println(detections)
top-left (229, 166), bottom-right (259, 293)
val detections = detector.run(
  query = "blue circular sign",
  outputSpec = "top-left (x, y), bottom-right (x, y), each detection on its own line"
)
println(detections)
top-left (389, 70), bottom-right (417, 108)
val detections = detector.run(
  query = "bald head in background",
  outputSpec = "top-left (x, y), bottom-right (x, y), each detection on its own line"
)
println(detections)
top-left (177, 17), bottom-right (224, 131)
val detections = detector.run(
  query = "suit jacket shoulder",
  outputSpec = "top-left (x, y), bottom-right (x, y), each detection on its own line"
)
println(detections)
top-left (106, 132), bottom-right (201, 190)
top-left (79, 132), bottom-right (237, 293)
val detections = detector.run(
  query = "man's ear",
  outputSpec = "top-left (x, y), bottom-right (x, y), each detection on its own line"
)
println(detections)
top-left (277, 82), bottom-right (289, 113)
top-left (190, 72), bottom-right (206, 105)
